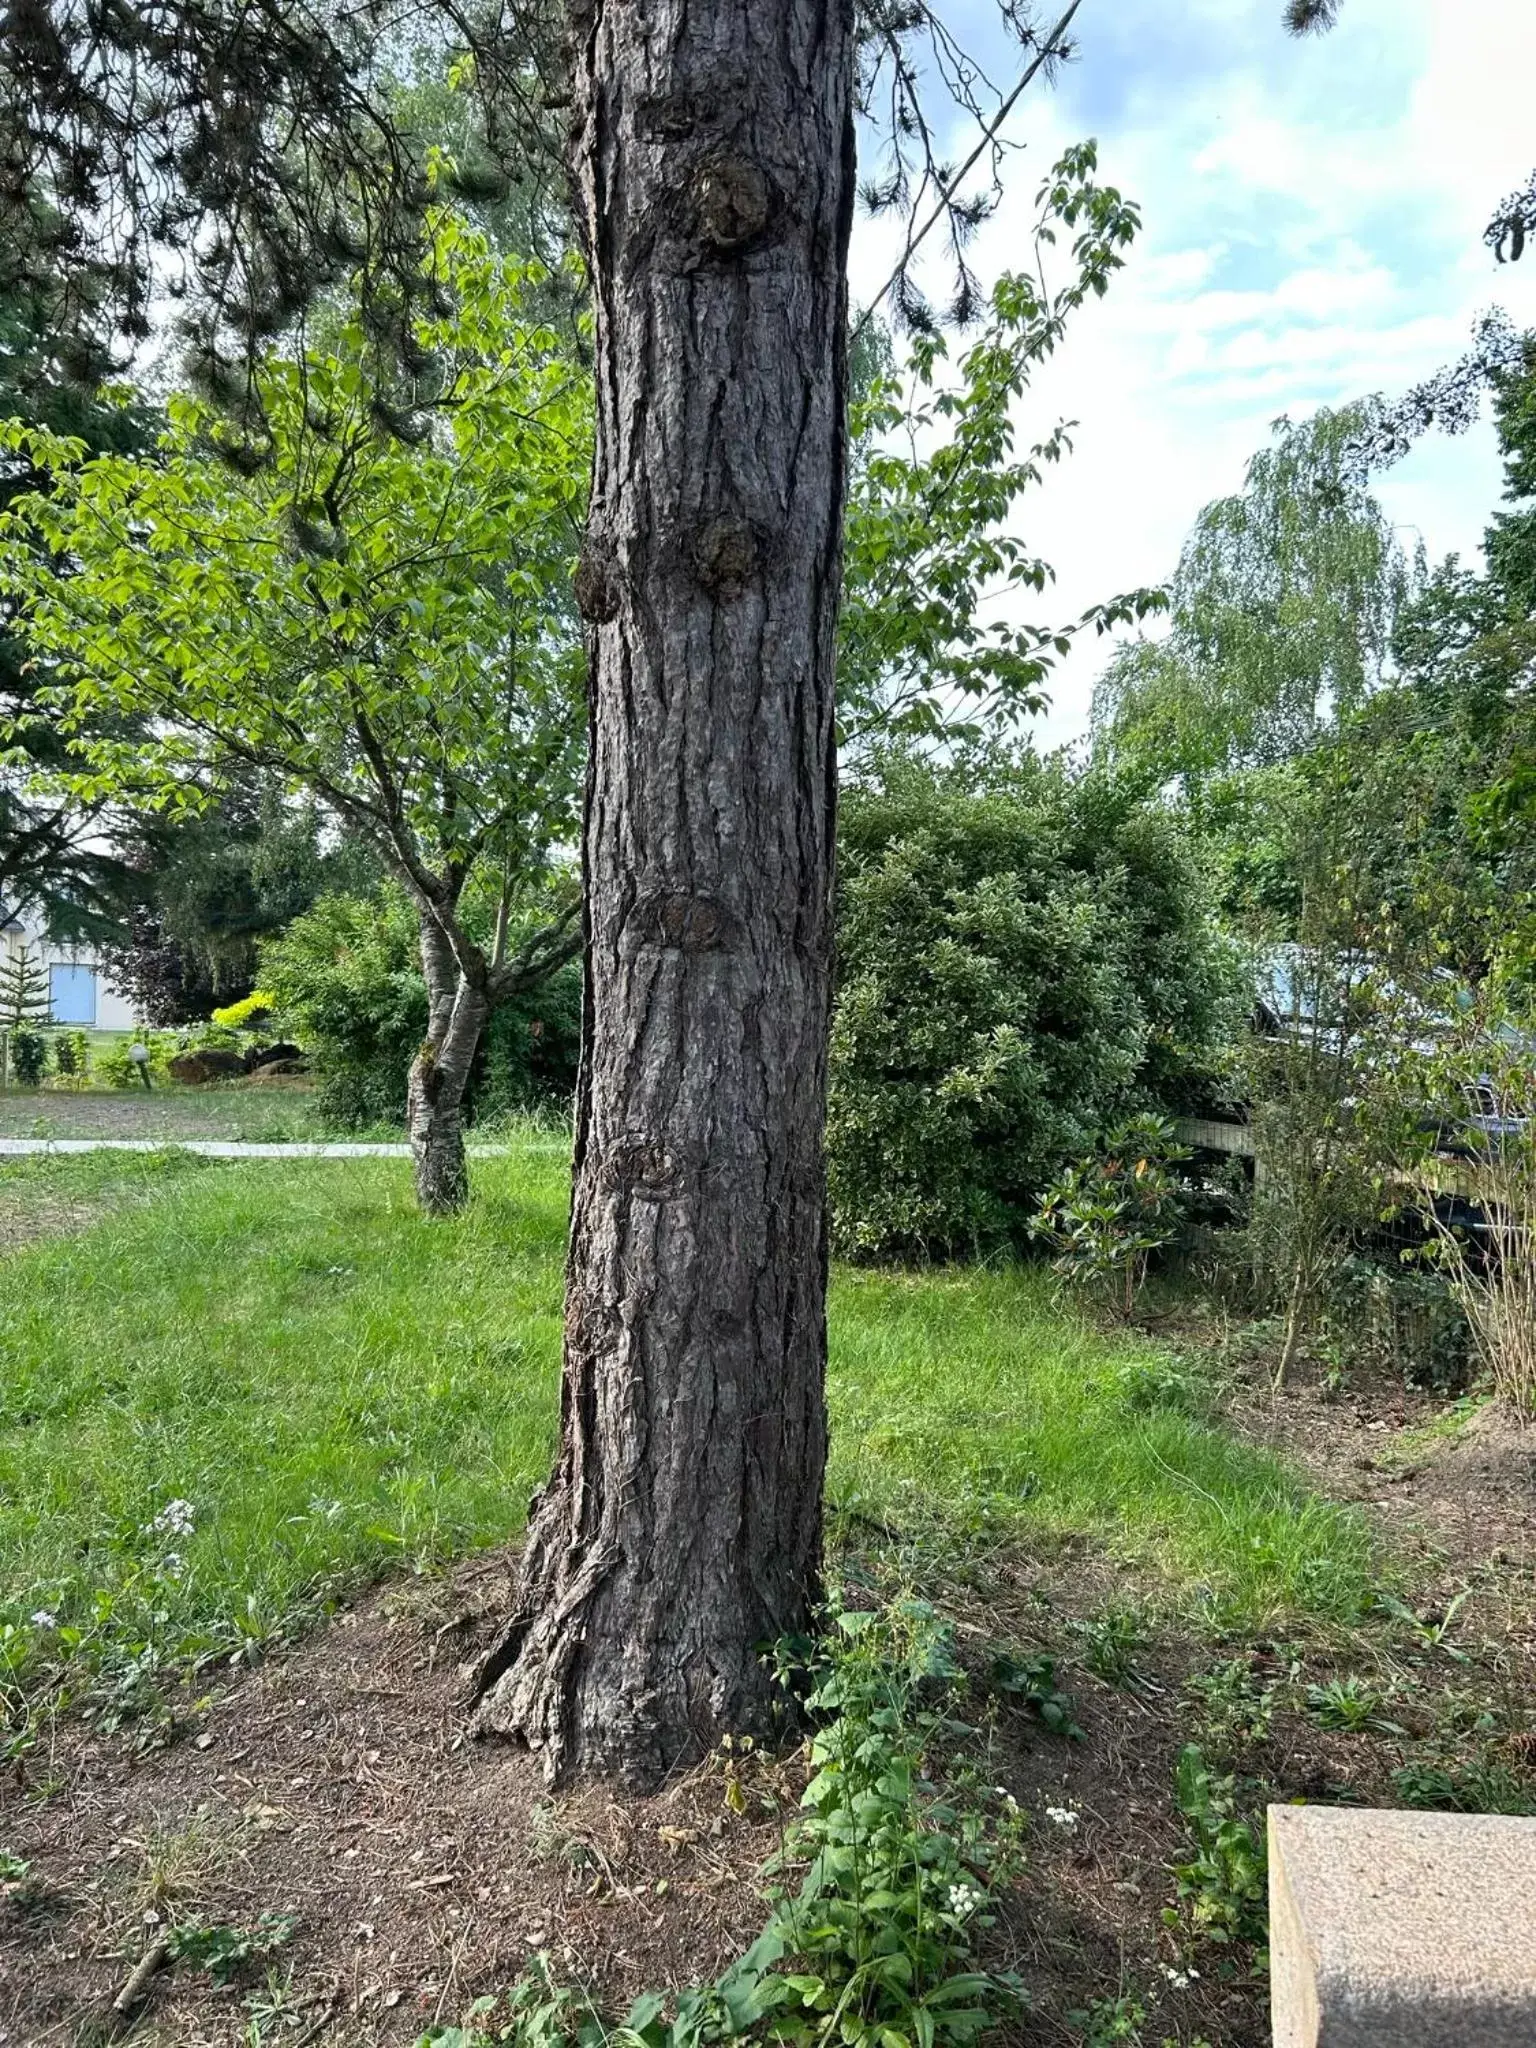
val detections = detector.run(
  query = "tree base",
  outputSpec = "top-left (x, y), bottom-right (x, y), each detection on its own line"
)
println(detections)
top-left (469, 1485), bottom-right (804, 1788)
top-left (409, 1119), bottom-right (469, 1216)
top-left (406, 1058), bottom-right (471, 1217)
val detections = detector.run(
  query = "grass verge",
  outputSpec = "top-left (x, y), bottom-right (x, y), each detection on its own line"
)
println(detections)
top-left (0, 1142), bottom-right (1375, 1725)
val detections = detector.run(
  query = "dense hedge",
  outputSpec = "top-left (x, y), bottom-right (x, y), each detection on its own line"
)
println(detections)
top-left (261, 886), bottom-right (580, 1128)
top-left (827, 750), bottom-right (1243, 1259)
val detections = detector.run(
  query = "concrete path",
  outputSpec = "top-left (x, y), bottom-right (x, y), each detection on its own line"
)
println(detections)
top-left (0, 1137), bottom-right (510, 1159)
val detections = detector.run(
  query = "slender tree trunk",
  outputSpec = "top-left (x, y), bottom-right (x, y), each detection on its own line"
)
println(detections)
top-left (1274, 1258), bottom-right (1310, 1389)
top-left (407, 912), bottom-right (489, 1216)
top-left (473, 0), bottom-right (855, 1784)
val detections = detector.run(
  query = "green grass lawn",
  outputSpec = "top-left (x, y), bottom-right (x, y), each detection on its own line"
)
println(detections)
top-left (0, 1142), bottom-right (1376, 1713)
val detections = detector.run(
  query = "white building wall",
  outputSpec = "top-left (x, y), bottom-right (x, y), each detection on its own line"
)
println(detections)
top-left (0, 911), bottom-right (138, 1031)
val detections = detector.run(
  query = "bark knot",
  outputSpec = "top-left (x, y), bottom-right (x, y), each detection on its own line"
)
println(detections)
top-left (600, 1136), bottom-right (689, 1200)
top-left (692, 515), bottom-right (758, 595)
top-left (574, 543), bottom-right (621, 624)
top-left (635, 889), bottom-right (738, 952)
top-left (693, 153), bottom-right (771, 251)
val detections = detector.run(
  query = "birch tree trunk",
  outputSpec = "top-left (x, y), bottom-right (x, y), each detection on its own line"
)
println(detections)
top-left (406, 911), bottom-right (489, 1216)
top-left (473, 0), bottom-right (855, 1784)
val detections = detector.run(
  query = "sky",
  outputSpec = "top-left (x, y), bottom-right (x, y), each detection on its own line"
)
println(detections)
top-left (845, 0), bottom-right (1536, 751)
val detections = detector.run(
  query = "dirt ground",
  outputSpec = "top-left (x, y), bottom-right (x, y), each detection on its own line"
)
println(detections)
top-left (3, 1356), bottom-right (1533, 2048)
top-left (0, 1185), bottom-right (110, 1255)
top-left (0, 1548), bottom-right (1262, 2048)
top-left (0, 1086), bottom-right (316, 1144)
top-left (1234, 1368), bottom-right (1536, 1579)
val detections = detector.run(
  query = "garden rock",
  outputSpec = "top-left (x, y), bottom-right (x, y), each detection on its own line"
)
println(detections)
top-left (167, 1048), bottom-right (246, 1085)
top-left (245, 1042), bottom-right (303, 1073)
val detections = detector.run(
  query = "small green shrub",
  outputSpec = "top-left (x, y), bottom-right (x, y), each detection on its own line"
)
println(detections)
top-left (262, 886), bottom-right (579, 1127)
top-left (210, 990), bottom-right (277, 1032)
top-left (1067, 1996), bottom-right (1147, 2045)
top-left (1183, 1655), bottom-right (1289, 1751)
top-left (97, 1032), bottom-right (177, 1088)
top-left (1304, 1675), bottom-right (1404, 1735)
top-left (1032, 1115), bottom-right (1191, 1317)
top-left (166, 1910), bottom-right (298, 1985)
top-left (760, 1598), bottom-right (1026, 2048)
top-left (988, 1647), bottom-right (1084, 1740)
top-left (1114, 1353), bottom-right (1209, 1417)
top-left (1322, 1254), bottom-right (1472, 1394)
top-left (7, 1027), bottom-right (47, 1086)
top-left (50, 1030), bottom-right (90, 1081)
top-left (1071, 1607), bottom-right (1147, 1688)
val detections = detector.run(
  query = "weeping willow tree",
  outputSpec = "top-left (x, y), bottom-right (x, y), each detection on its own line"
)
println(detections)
top-left (1091, 404), bottom-right (1416, 802)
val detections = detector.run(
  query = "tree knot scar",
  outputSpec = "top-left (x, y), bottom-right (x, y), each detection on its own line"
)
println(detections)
top-left (573, 544), bottom-right (620, 624)
top-left (693, 154), bottom-right (771, 251)
top-left (639, 889), bottom-right (737, 951)
top-left (693, 515), bottom-right (758, 594)
top-left (636, 90), bottom-right (704, 141)
top-left (600, 1136), bottom-right (688, 1201)
top-left (567, 1291), bottom-right (621, 1356)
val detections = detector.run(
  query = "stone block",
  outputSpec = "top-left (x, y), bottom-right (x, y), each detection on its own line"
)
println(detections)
top-left (1269, 1803), bottom-right (1536, 2046)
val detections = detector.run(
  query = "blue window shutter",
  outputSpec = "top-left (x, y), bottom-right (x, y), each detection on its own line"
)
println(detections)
top-left (49, 964), bottom-right (98, 1025)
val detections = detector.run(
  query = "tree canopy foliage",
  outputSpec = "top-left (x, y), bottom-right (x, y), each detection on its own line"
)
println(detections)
top-left (101, 786), bottom-right (378, 1024)
top-left (1091, 405), bottom-right (1415, 797)
top-left (1093, 334), bottom-right (1536, 1005)
top-left (0, 255), bottom-right (156, 932)
top-left (1, 210), bottom-right (588, 925)
top-left (0, 0), bottom-right (1086, 404)
top-left (839, 144), bottom-right (1162, 747)
top-left (0, 206), bottom-right (590, 1206)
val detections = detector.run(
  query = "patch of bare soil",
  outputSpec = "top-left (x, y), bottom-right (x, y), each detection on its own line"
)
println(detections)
top-left (0, 1558), bottom-right (1291, 2048)
top-left (1224, 1355), bottom-right (1536, 1625)
top-left (0, 1190), bottom-right (106, 1254)
top-left (3, 1557), bottom-right (794, 2048)
top-left (0, 1088), bottom-right (316, 1143)
top-left (0, 1539), bottom-right (1274, 2048)
top-left (6, 1461), bottom-right (1535, 2048)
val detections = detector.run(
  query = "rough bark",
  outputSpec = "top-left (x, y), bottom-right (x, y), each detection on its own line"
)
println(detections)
top-left (406, 910), bottom-right (489, 1216)
top-left (472, 0), bottom-right (855, 1783)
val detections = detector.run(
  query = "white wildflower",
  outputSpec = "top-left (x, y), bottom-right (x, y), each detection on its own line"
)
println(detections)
top-left (159, 1552), bottom-right (187, 1580)
top-left (1045, 1805), bottom-right (1080, 1831)
top-left (29, 1610), bottom-right (57, 1630)
top-left (946, 1881), bottom-right (985, 1918)
top-left (1160, 1964), bottom-right (1199, 1989)
top-left (147, 1499), bottom-right (196, 1539)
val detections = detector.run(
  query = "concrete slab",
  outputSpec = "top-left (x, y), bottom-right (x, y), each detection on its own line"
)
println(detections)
top-left (1269, 1804), bottom-right (1536, 2046)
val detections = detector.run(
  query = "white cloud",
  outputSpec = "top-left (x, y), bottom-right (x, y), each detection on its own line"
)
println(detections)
top-left (849, 0), bottom-right (1536, 750)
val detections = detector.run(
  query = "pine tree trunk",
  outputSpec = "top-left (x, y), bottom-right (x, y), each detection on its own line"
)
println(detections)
top-left (407, 913), bottom-right (489, 1217)
top-left (472, 0), bottom-right (855, 1785)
